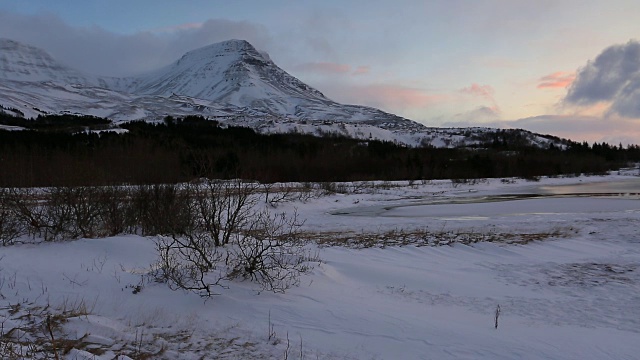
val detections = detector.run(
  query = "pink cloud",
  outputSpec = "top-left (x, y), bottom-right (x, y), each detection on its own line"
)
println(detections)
top-left (294, 62), bottom-right (351, 74)
top-left (331, 84), bottom-right (448, 110)
top-left (537, 71), bottom-right (575, 89)
top-left (459, 83), bottom-right (500, 112)
top-left (352, 65), bottom-right (370, 76)
top-left (460, 83), bottom-right (495, 100)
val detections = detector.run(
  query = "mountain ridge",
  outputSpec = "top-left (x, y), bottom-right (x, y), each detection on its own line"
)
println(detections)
top-left (0, 38), bottom-right (414, 123)
top-left (0, 38), bottom-right (94, 85)
top-left (0, 38), bottom-right (564, 148)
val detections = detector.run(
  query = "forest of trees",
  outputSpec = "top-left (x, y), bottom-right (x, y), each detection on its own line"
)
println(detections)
top-left (1, 113), bottom-right (639, 187)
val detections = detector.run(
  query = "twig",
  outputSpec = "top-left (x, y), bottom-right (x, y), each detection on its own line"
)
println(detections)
top-left (46, 315), bottom-right (60, 360)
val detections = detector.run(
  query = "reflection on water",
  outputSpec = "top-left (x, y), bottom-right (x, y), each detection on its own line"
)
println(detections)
top-left (332, 178), bottom-right (640, 218)
top-left (539, 178), bottom-right (640, 195)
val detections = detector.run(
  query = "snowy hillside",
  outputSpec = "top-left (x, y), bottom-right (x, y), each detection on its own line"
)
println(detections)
top-left (128, 40), bottom-right (327, 108)
top-left (0, 38), bottom-right (564, 148)
top-left (0, 38), bottom-right (93, 85)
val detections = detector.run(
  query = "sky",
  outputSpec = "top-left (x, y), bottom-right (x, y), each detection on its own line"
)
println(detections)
top-left (1, 0), bottom-right (640, 145)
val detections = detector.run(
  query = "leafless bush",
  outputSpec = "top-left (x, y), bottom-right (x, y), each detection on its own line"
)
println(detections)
top-left (132, 184), bottom-right (193, 236)
top-left (154, 180), bottom-right (317, 297)
top-left (377, 181), bottom-right (394, 190)
top-left (96, 186), bottom-right (136, 236)
top-left (319, 181), bottom-right (338, 195)
top-left (190, 179), bottom-right (260, 247)
top-left (229, 210), bottom-right (313, 293)
top-left (0, 189), bottom-right (24, 245)
top-left (154, 233), bottom-right (227, 297)
top-left (3, 188), bottom-right (48, 240)
top-left (350, 181), bottom-right (374, 194)
top-left (262, 184), bottom-right (299, 207)
top-left (1, 187), bottom-right (101, 241)
top-left (1, 186), bottom-right (140, 242)
top-left (46, 186), bottom-right (107, 239)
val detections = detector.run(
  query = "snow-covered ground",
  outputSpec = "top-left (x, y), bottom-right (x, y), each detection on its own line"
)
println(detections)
top-left (1, 169), bottom-right (640, 359)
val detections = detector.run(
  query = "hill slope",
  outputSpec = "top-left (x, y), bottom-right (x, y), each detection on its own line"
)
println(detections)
top-left (0, 38), bottom-right (564, 148)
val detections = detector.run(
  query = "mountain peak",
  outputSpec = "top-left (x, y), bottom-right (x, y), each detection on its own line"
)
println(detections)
top-left (0, 38), bottom-right (34, 49)
top-left (0, 38), bottom-right (53, 60)
top-left (0, 38), bottom-right (91, 84)
top-left (0, 38), bottom-right (418, 130)
top-left (130, 38), bottom-right (332, 109)
top-left (177, 39), bottom-right (262, 64)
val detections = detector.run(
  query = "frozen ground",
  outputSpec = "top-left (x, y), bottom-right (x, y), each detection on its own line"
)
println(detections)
top-left (1, 170), bottom-right (639, 359)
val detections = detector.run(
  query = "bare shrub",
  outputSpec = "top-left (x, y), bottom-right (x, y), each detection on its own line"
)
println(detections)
top-left (154, 234), bottom-right (227, 297)
top-left (319, 181), bottom-right (337, 195)
top-left (154, 179), bottom-right (317, 297)
top-left (262, 183), bottom-right (299, 208)
top-left (2, 187), bottom-right (100, 241)
top-left (190, 179), bottom-right (260, 247)
top-left (351, 181), bottom-right (374, 194)
top-left (96, 186), bottom-right (136, 236)
top-left (2, 186), bottom-right (139, 242)
top-left (132, 184), bottom-right (193, 236)
top-left (0, 189), bottom-right (24, 245)
top-left (229, 210), bottom-right (313, 293)
top-left (3, 188), bottom-right (48, 240)
top-left (47, 186), bottom-right (108, 239)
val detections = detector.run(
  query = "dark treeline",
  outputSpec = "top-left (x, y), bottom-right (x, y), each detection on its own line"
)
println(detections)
top-left (0, 113), bottom-right (639, 187)
top-left (0, 112), bottom-right (111, 131)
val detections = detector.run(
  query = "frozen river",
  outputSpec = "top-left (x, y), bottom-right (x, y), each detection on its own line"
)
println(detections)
top-left (332, 178), bottom-right (640, 220)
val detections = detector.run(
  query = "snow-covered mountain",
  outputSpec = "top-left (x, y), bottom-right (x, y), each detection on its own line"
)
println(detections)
top-left (116, 39), bottom-right (418, 127)
top-left (0, 38), bottom-right (564, 148)
top-left (0, 38), bottom-right (93, 85)
top-left (127, 40), bottom-right (327, 108)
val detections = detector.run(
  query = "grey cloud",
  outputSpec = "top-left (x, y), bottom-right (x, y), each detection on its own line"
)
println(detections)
top-left (609, 75), bottom-right (640, 118)
top-left (0, 12), bottom-right (272, 77)
top-left (565, 40), bottom-right (640, 117)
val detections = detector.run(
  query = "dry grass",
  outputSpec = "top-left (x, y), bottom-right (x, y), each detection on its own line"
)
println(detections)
top-left (306, 227), bottom-right (573, 249)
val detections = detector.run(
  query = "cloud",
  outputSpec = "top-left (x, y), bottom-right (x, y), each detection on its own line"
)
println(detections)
top-left (459, 83), bottom-right (500, 112)
top-left (294, 62), bottom-right (351, 74)
top-left (325, 84), bottom-right (448, 112)
top-left (150, 22), bottom-right (205, 33)
top-left (0, 11), bottom-right (272, 76)
top-left (295, 63), bottom-right (372, 77)
top-left (537, 71), bottom-right (575, 89)
top-left (565, 40), bottom-right (640, 118)
top-left (352, 65), bottom-right (370, 76)
top-left (460, 83), bottom-right (494, 99)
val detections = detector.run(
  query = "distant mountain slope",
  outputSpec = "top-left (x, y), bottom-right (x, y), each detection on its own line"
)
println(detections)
top-left (0, 38), bottom-right (567, 148)
top-left (0, 38), bottom-right (93, 84)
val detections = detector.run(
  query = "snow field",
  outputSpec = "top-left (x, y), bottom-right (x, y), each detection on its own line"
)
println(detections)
top-left (1, 171), bottom-right (639, 359)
